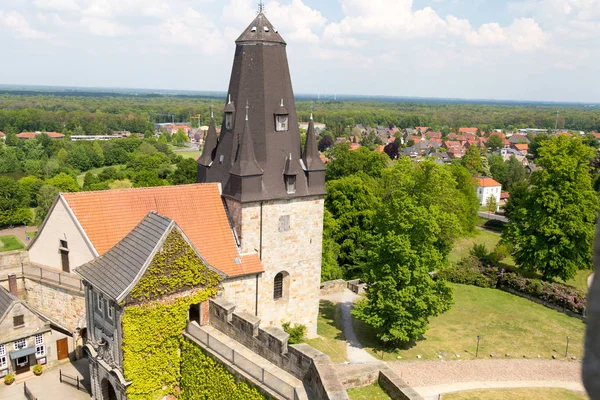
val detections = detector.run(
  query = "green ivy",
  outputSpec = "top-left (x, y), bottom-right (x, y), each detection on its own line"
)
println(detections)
top-left (129, 229), bottom-right (221, 301)
top-left (180, 339), bottom-right (267, 400)
top-left (121, 229), bottom-right (221, 399)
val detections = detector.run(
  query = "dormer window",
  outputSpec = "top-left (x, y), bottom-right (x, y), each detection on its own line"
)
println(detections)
top-left (276, 115), bottom-right (289, 132)
top-left (225, 113), bottom-right (233, 130)
top-left (285, 175), bottom-right (296, 194)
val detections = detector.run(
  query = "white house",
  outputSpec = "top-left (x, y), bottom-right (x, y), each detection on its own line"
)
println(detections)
top-left (476, 177), bottom-right (502, 211)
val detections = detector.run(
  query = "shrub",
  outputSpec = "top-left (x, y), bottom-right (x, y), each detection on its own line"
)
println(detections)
top-left (33, 364), bottom-right (43, 376)
top-left (469, 243), bottom-right (489, 260)
top-left (499, 272), bottom-right (586, 315)
top-left (436, 256), bottom-right (499, 289)
top-left (4, 374), bottom-right (14, 385)
top-left (282, 322), bottom-right (307, 344)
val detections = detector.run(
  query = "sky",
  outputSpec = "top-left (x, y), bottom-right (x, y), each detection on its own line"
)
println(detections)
top-left (0, 0), bottom-right (599, 103)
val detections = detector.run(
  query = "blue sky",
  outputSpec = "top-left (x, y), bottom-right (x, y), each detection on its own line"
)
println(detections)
top-left (0, 0), bottom-right (599, 102)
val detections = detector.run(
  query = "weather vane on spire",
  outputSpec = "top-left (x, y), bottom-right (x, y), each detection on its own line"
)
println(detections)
top-left (258, 1), bottom-right (265, 14)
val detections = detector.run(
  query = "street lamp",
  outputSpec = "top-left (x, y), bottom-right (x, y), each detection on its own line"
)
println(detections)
top-left (476, 335), bottom-right (481, 358)
top-left (565, 336), bottom-right (570, 358)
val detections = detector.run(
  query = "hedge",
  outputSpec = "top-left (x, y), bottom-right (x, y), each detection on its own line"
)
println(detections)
top-left (438, 256), bottom-right (587, 315)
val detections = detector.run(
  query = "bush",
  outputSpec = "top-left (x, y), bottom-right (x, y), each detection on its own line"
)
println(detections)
top-left (436, 256), bottom-right (499, 289)
top-left (282, 322), bottom-right (307, 344)
top-left (4, 373), bottom-right (14, 385)
top-left (469, 243), bottom-right (489, 260)
top-left (33, 364), bottom-right (43, 376)
top-left (499, 272), bottom-right (586, 315)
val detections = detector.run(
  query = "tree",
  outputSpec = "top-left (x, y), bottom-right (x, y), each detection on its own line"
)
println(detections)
top-left (461, 145), bottom-right (482, 176)
top-left (480, 155), bottom-right (491, 176)
top-left (91, 141), bottom-right (105, 167)
top-left (528, 133), bottom-right (550, 159)
top-left (505, 155), bottom-right (527, 191)
top-left (321, 209), bottom-right (343, 281)
top-left (35, 185), bottom-right (59, 225)
top-left (318, 135), bottom-right (334, 151)
top-left (46, 173), bottom-right (80, 192)
top-left (170, 158), bottom-right (197, 185)
top-left (383, 142), bottom-right (400, 159)
top-left (488, 154), bottom-right (508, 186)
top-left (66, 145), bottom-right (93, 171)
top-left (57, 148), bottom-right (68, 166)
top-left (5, 132), bottom-right (17, 146)
top-left (486, 134), bottom-right (503, 153)
top-left (0, 178), bottom-right (25, 211)
top-left (18, 176), bottom-right (44, 207)
top-left (173, 129), bottom-right (188, 147)
top-left (133, 170), bottom-right (167, 188)
top-left (325, 144), bottom-right (389, 181)
top-left (504, 137), bottom-right (599, 281)
top-left (486, 195), bottom-right (497, 214)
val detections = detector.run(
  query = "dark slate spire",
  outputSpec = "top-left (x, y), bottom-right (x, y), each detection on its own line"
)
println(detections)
top-left (236, 11), bottom-right (285, 45)
top-left (303, 112), bottom-right (325, 172)
top-left (230, 103), bottom-right (263, 177)
top-left (198, 107), bottom-right (218, 167)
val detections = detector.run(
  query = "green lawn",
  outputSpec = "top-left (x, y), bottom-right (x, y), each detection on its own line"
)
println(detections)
top-left (347, 383), bottom-right (390, 400)
top-left (76, 164), bottom-right (126, 186)
top-left (305, 301), bottom-right (348, 362)
top-left (173, 150), bottom-right (201, 159)
top-left (353, 283), bottom-right (585, 361)
top-left (443, 388), bottom-right (588, 400)
top-left (559, 269), bottom-right (592, 293)
top-left (0, 235), bottom-right (25, 252)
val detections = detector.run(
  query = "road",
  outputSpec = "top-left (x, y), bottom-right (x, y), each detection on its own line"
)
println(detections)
top-left (478, 211), bottom-right (508, 223)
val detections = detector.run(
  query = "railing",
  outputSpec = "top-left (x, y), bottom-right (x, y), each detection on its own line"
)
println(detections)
top-left (187, 323), bottom-right (299, 400)
top-left (59, 369), bottom-right (89, 393)
top-left (24, 382), bottom-right (37, 400)
top-left (21, 263), bottom-right (83, 292)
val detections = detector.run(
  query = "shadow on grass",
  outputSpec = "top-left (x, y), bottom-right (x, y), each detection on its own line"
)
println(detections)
top-left (319, 300), bottom-right (346, 342)
top-left (352, 314), bottom-right (421, 360)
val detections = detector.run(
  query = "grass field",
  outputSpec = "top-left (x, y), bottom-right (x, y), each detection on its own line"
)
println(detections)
top-left (443, 388), bottom-right (588, 400)
top-left (0, 235), bottom-right (25, 252)
top-left (347, 383), bottom-right (390, 399)
top-left (76, 164), bottom-right (126, 186)
top-left (304, 301), bottom-right (347, 362)
top-left (173, 150), bottom-right (201, 159)
top-left (353, 283), bottom-right (585, 361)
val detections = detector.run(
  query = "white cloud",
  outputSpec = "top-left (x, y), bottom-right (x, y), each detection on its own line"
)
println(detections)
top-left (466, 18), bottom-right (547, 51)
top-left (83, 0), bottom-right (170, 18)
top-left (159, 8), bottom-right (225, 54)
top-left (81, 17), bottom-right (131, 37)
top-left (0, 11), bottom-right (49, 39)
top-left (34, 0), bottom-right (80, 11)
top-left (266, 0), bottom-right (327, 43)
top-left (446, 15), bottom-right (471, 36)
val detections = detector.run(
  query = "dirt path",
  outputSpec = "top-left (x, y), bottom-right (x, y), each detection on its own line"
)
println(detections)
top-left (321, 289), bottom-right (378, 364)
top-left (0, 226), bottom-right (37, 245)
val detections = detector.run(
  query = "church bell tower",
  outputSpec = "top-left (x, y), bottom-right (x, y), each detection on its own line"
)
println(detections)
top-left (197, 8), bottom-right (326, 336)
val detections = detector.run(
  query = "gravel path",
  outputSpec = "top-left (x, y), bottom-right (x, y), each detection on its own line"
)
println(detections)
top-left (589, 273), bottom-right (595, 289)
top-left (321, 289), bottom-right (378, 364)
top-left (389, 359), bottom-right (582, 387)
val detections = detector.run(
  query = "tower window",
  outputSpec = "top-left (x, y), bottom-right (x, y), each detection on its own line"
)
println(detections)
top-left (273, 273), bottom-right (284, 300)
top-left (225, 113), bottom-right (233, 130)
top-left (285, 175), bottom-right (296, 194)
top-left (276, 114), bottom-right (289, 132)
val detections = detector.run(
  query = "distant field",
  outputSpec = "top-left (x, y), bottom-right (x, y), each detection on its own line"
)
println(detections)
top-left (443, 388), bottom-right (588, 400)
top-left (0, 235), bottom-right (25, 252)
top-left (353, 283), bottom-right (585, 361)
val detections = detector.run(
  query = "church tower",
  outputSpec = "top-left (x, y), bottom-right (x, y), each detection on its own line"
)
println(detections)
top-left (197, 8), bottom-right (326, 336)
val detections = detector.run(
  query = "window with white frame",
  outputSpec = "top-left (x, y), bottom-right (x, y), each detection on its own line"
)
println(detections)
top-left (36, 339), bottom-right (45, 357)
top-left (97, 292), bottom-right (103, 312)
top-left (0, 344), bottom-right (6, 370)
top-left (14, 338), bottom-right (27, 350)
top-left (107, 304), bottom-right (113, 320)
top-left (35, 334), bottom-right (43, 346)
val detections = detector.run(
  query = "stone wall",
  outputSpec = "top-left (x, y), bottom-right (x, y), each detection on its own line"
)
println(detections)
top-left (0, 250), bottom-right (28, 269)
top-left (501, 287), bottom-right (585, 321)
top-left (378, 366), bottom-right (423, 400)
top-left (319, 280), bottom-right (347, 295)
top-left (221, 274), bottom-right (259, 316)
top-left (24, 279), bottom-right (86, 331)
top-left (210, 298), bottom-right (348, 400)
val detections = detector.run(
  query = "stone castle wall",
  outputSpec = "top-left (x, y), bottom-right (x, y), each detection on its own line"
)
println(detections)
top-left (226, 196), bottom-right (324, 337)
top-left (221, 274), bottom-right (258, 316)
top-left (24, 279), bottom-right (86, 331)
top-left (0, 250), bottom-right (29, 269)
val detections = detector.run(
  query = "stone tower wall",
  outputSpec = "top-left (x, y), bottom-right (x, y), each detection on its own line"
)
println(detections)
top-left (224, 196), bottom-right (324, 337)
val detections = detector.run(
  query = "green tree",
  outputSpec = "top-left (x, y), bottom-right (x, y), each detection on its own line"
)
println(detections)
top-left (133, 170), bottom-right (167, 188)
top-left (46, 173), bottom-right (80, 192)
top-left (505, 155), bottom-right (528, 191)
top-left (83, 172), bottom-right (100, 190)
top-left (18, 176), bottom-right (44, 207)
top-left (173, 129), bottom-right (189, 147)
top-left (5, 132), bottom-right (17, 146)
top-left (488, 154), bottom-right (508, 186)
top-left (486, 134), bottom-right (503, 153)
top-left (170, 158), bottom-right (197, 185)
top-left (321, 209), bottom-right (343, 281)
top-left (91, 141), bottom-right (105, 167)
top-left (57, 148), bottom-right (68, 166)
top-left (486, 195), bottom-right (497, 214)
top-left (461, 145), bottom-right (482, 176)
top-left (504, 137), bottom-right (599, 281)
top-left (325, 144), bottom-right (389, 181)
top-left (66, 145), bottom-right (93, 171)
top-left (0, 178), bottom-right (25, 211)
top-left (35, 185), bottom-right (59, 225)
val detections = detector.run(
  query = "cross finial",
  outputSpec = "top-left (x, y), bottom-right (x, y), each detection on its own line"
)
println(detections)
top-left (210, 104), bottom-right (214, 119)
top-left (245, 100), bottom-right (249, 121)
top-left (258, 1), bottom-right (265, 14)
top-left (310, 102), bottom-right (314, 120)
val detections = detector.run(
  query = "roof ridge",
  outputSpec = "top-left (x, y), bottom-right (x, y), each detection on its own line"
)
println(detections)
top-left (62, 182), bottom-right (220, 197)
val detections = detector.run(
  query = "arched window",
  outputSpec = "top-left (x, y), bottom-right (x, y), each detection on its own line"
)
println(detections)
top-left (274, 273), bottom-right (284, 300)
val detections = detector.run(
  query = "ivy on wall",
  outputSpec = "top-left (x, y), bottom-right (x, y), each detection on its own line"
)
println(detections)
top-left (121, 229), bottom-right (221, 399)
top-left (180, 339), bottom-right (267, 400)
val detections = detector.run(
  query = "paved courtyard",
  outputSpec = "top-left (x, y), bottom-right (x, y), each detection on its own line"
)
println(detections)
top-left (0, 359), bottom-right (90, 400)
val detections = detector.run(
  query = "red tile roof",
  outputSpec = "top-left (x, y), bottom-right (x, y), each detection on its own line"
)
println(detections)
top-left (477, 177), bottom-right (501, 188)
top-left (349, 143), bottom-right (361, 151)
top-left (0, 132), bottom-right (4, 137)
top-left (512, 143), bottom-right (529, 151)
top-left (375, 145), bottom-right (385, 153)
top-left (62, 184), bottom-right (262, 277)
top-left (459, 127), bottom-right (478, 134)
top-left (407, 135), bottom-right (422, 143)
top-left (17, 131), bottom-right (65, 139)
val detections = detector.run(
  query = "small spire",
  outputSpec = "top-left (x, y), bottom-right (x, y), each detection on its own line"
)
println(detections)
top-left (228, 94), bottom-right (231, 104)
top-left (210, 105), bottom-right (214, 119)
top-left (280, 98), bottom-right (284, 107)
top-left (245, 100), bottom-right (249, 121)
top-left (310, 103), bottom-right (314, 120)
